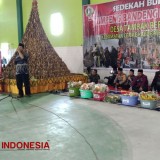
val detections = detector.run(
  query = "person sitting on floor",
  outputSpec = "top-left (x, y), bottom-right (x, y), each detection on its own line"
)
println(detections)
top-left (151, 70), bottom-right (160, 92)
top-left (89, 69), bottom-right (100, 84)
top-left (131, 69), bottom-right (148, 93)
top-left (123, 69), bottom-right (135, 90)
top-left (104, 66), bottom-right (117, 86)
top-left (114, 68), bottom-right (127, 89)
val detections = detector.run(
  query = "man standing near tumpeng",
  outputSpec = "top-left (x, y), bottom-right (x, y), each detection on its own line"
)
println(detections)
top-left (15, 43), bottom-right (31, 98)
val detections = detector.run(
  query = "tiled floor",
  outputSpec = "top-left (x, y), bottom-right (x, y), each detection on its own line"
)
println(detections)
top-left (0, 93), bottom-right (159, 160)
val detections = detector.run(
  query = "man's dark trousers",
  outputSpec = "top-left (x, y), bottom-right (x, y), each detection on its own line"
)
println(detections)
top-left (16, 74), bottom-right (31, 96)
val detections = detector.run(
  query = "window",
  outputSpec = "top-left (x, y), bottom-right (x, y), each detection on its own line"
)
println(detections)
top-left (1, 43), bottom-right (9, 64)
top-left (50, 12), bottom-right (63, 36)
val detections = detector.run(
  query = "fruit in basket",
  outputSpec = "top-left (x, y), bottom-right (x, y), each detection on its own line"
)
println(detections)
top-left (105, 95), bottom-right (121, 103)
top-left (68, 81), bottom-right (82, 88)
top-left (94, 86), bottom-right (101, 92)
top-left (123, 92), bottom-right (138, 97)
top-left (92, 84), bottom-right (109, 93)
top-left (139, 91), bottom-right (158, 100)
top-left (80, 82), bottom-right (95, 90)
top-left (129, 92), bottom-right (139, 96)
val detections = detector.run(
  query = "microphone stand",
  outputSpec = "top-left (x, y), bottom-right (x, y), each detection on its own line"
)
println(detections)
top-left (0, 66), bottom-right (19, 102)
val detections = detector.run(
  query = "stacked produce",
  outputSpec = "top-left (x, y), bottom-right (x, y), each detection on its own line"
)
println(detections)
top-left (123, 92), bottom-right (139, 97)
top-left (68, 81), bottom-right (82, 88)
top-left (68, 81), bottom-right (82, 97)
top-left (80, 82), bottom-right (95, 90)
top-left (139, 91), bottom-right (160, 100)
top-left (3, 0), bottom-right (70, 79)
top-left (79, 83), bottom-right (95, 99)
top-left (92, 84), bottom-right (109, 93)
top-left (105, 95), bottom-right (121, 103)
top-left (139, 91), bottom-right (160, 109)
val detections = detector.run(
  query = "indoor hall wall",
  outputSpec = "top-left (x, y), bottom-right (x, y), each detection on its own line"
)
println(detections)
top-left (22, 0), bottom-right (159, 78)
top-left (22, 0), bottom-right (83, 47)
top-left (54, 46), bottom-right (83, 73)
top-left (1, 0), bottom-right (157, 79)
top-left (22, 0), bottom-right (84, 73)
top-left (0, 0), bottom-right (18, 48)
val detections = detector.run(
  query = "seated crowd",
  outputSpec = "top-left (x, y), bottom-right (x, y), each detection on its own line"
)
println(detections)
top-left (86, 67), bottom-right (160, 93)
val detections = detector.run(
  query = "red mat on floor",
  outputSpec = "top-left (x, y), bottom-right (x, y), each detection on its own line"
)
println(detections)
top-left (108, 85), bottom-right (160, 95)
top-left (108, 86), bottom-right (129, 94)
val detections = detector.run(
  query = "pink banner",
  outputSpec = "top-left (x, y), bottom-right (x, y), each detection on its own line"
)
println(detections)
top-left (83, 0), bottom-right (160, 69)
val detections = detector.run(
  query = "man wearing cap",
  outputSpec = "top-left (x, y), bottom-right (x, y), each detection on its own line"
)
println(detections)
top-left (15, 43), bottom-right (31, 98)
top-left (114, 68), bottom-right (127, 88)
top-left (131, 69), bottom-right (148, 92)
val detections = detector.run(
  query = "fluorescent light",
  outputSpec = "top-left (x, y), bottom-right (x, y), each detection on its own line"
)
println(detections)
top-left (1, 43), bottom-right (9, 56)
top-left (1, 43), bottom-right (9, 62)
top-left (50, 12), bottom-right (64, 36)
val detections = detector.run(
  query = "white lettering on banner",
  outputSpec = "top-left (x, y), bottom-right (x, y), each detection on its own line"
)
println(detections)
top-left (147, 0), bottom-right (160, 6)
top-left (113, 1), bottom-right (145, 12)
top-left (97, 8), bottom-right (160, 25)
top-left (97, 15), bottom-right (115, 25)
top-left (115, 8), bottom-right (159, 23)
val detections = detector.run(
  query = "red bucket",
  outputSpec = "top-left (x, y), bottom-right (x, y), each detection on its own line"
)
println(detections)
top-left (93, 92), bottom-right (107, 101)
